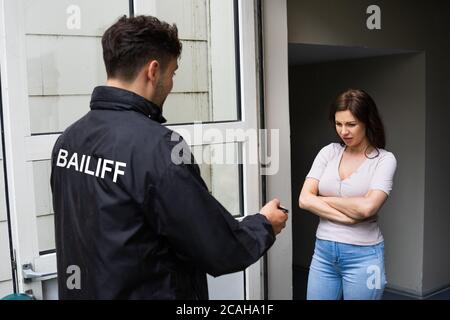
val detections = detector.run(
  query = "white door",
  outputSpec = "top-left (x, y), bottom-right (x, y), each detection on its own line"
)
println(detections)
top-left (0, 0), bottom-right (264, 300)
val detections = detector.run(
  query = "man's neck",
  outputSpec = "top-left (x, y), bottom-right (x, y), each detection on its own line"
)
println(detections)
top-left (106, 78), bottom-right (160, 108)
top-left (106, 79), bottom-right (142, 95)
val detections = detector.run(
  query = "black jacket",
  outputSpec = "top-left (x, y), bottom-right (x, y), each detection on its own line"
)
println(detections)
top-left (50, 86), bottom-right (275, 300)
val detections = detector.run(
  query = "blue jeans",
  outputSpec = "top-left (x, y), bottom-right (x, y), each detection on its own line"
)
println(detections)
top-left (307, 239), bottom-right (386, 300)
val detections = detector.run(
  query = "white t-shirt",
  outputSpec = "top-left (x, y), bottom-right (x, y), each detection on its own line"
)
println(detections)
top-left (306, 143), bottom-right (397, 245)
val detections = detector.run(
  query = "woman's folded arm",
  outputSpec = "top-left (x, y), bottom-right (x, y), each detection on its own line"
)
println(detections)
top-left (299, 178), bottom-right (360, 225)
top-left (320, 190), bottom-right (388, 220)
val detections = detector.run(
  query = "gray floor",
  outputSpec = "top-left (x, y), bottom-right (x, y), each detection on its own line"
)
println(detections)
top-left (293, 265), bottom-right (450, 300)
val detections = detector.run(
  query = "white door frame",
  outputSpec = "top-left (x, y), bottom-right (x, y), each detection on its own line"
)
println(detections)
top-left (262, 0), bottom-right (293, 300)
top-left (0, 0), bottom-right (45, 299)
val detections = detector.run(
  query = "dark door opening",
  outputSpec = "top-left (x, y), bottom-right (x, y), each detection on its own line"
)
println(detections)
top-left (288, 43), bottom-right (424, 299)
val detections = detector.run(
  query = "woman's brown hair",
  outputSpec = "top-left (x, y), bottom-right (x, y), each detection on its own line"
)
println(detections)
top-left (329, 89), bottom-right (386, 150)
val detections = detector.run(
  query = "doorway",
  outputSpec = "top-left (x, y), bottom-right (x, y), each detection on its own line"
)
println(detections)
top-left (288, 43), bottom-right (425, 299)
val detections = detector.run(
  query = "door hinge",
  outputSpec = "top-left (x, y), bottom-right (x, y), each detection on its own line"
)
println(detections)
top-left (11, 256), bottom-right (17, 271)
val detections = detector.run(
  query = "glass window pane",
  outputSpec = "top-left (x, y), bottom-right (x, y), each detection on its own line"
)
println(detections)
top-left (0, 222), bottom-right (13, 292)
top-left (0, 280), bottom-right (14, 298)
top-left (0, 124), bottom-right (13, 295)
top-left (26, 0), bottom-right (239, 134)
top-left (152, 0), bottom-right (240, 124)
top-left (25, 0), bottom-right (130, 135)
top-left (191, 143), bottom-right (243, 217)
top-left (32, 160), bottom-right (55, 253)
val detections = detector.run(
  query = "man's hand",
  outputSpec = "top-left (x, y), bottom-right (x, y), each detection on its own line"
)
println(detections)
top-left (260, 199), bottom-right (288, 235)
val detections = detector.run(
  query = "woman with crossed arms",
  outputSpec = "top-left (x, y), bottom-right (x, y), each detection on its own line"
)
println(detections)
top-left (299, 89), bottom-right (397, 300)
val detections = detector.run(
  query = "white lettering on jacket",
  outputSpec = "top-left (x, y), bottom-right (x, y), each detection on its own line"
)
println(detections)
top-left (56, 148), bottom-right (126, 183)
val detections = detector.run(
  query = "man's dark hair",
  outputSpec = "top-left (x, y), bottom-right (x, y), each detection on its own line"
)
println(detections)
top-left (329, 88), bottom-right (386, 149)
top-left (102, 15), bottom-right (182, 81)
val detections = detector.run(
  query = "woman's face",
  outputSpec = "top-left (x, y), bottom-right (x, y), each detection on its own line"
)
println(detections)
top-left (335, 110), bottom-right (367, 148)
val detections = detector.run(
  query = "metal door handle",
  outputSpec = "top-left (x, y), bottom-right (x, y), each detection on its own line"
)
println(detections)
top-left (22, 263), bottom-right (57, 282)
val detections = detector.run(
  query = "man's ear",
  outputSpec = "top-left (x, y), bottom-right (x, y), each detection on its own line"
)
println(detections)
top-left (147, 60), bottom-right (160, 83)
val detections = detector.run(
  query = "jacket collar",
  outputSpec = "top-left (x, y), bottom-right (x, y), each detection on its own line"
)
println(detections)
top-left (90, 86), bottom-right (167, 124)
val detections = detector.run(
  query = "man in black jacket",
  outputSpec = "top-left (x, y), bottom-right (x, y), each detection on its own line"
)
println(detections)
top-left (51, 15), bottom-right (288, 300)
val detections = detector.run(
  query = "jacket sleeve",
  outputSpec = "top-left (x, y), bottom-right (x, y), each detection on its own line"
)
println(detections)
top-left (144, 135), bottom-right (275, 277)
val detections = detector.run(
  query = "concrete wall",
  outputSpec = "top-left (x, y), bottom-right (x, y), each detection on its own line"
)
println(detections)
top-left (422, 25), bottom-right (450, 295)
top-left (288, 0), bottom-right (428, 50)
top-left (287, 0), bottom-right (450, 296)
